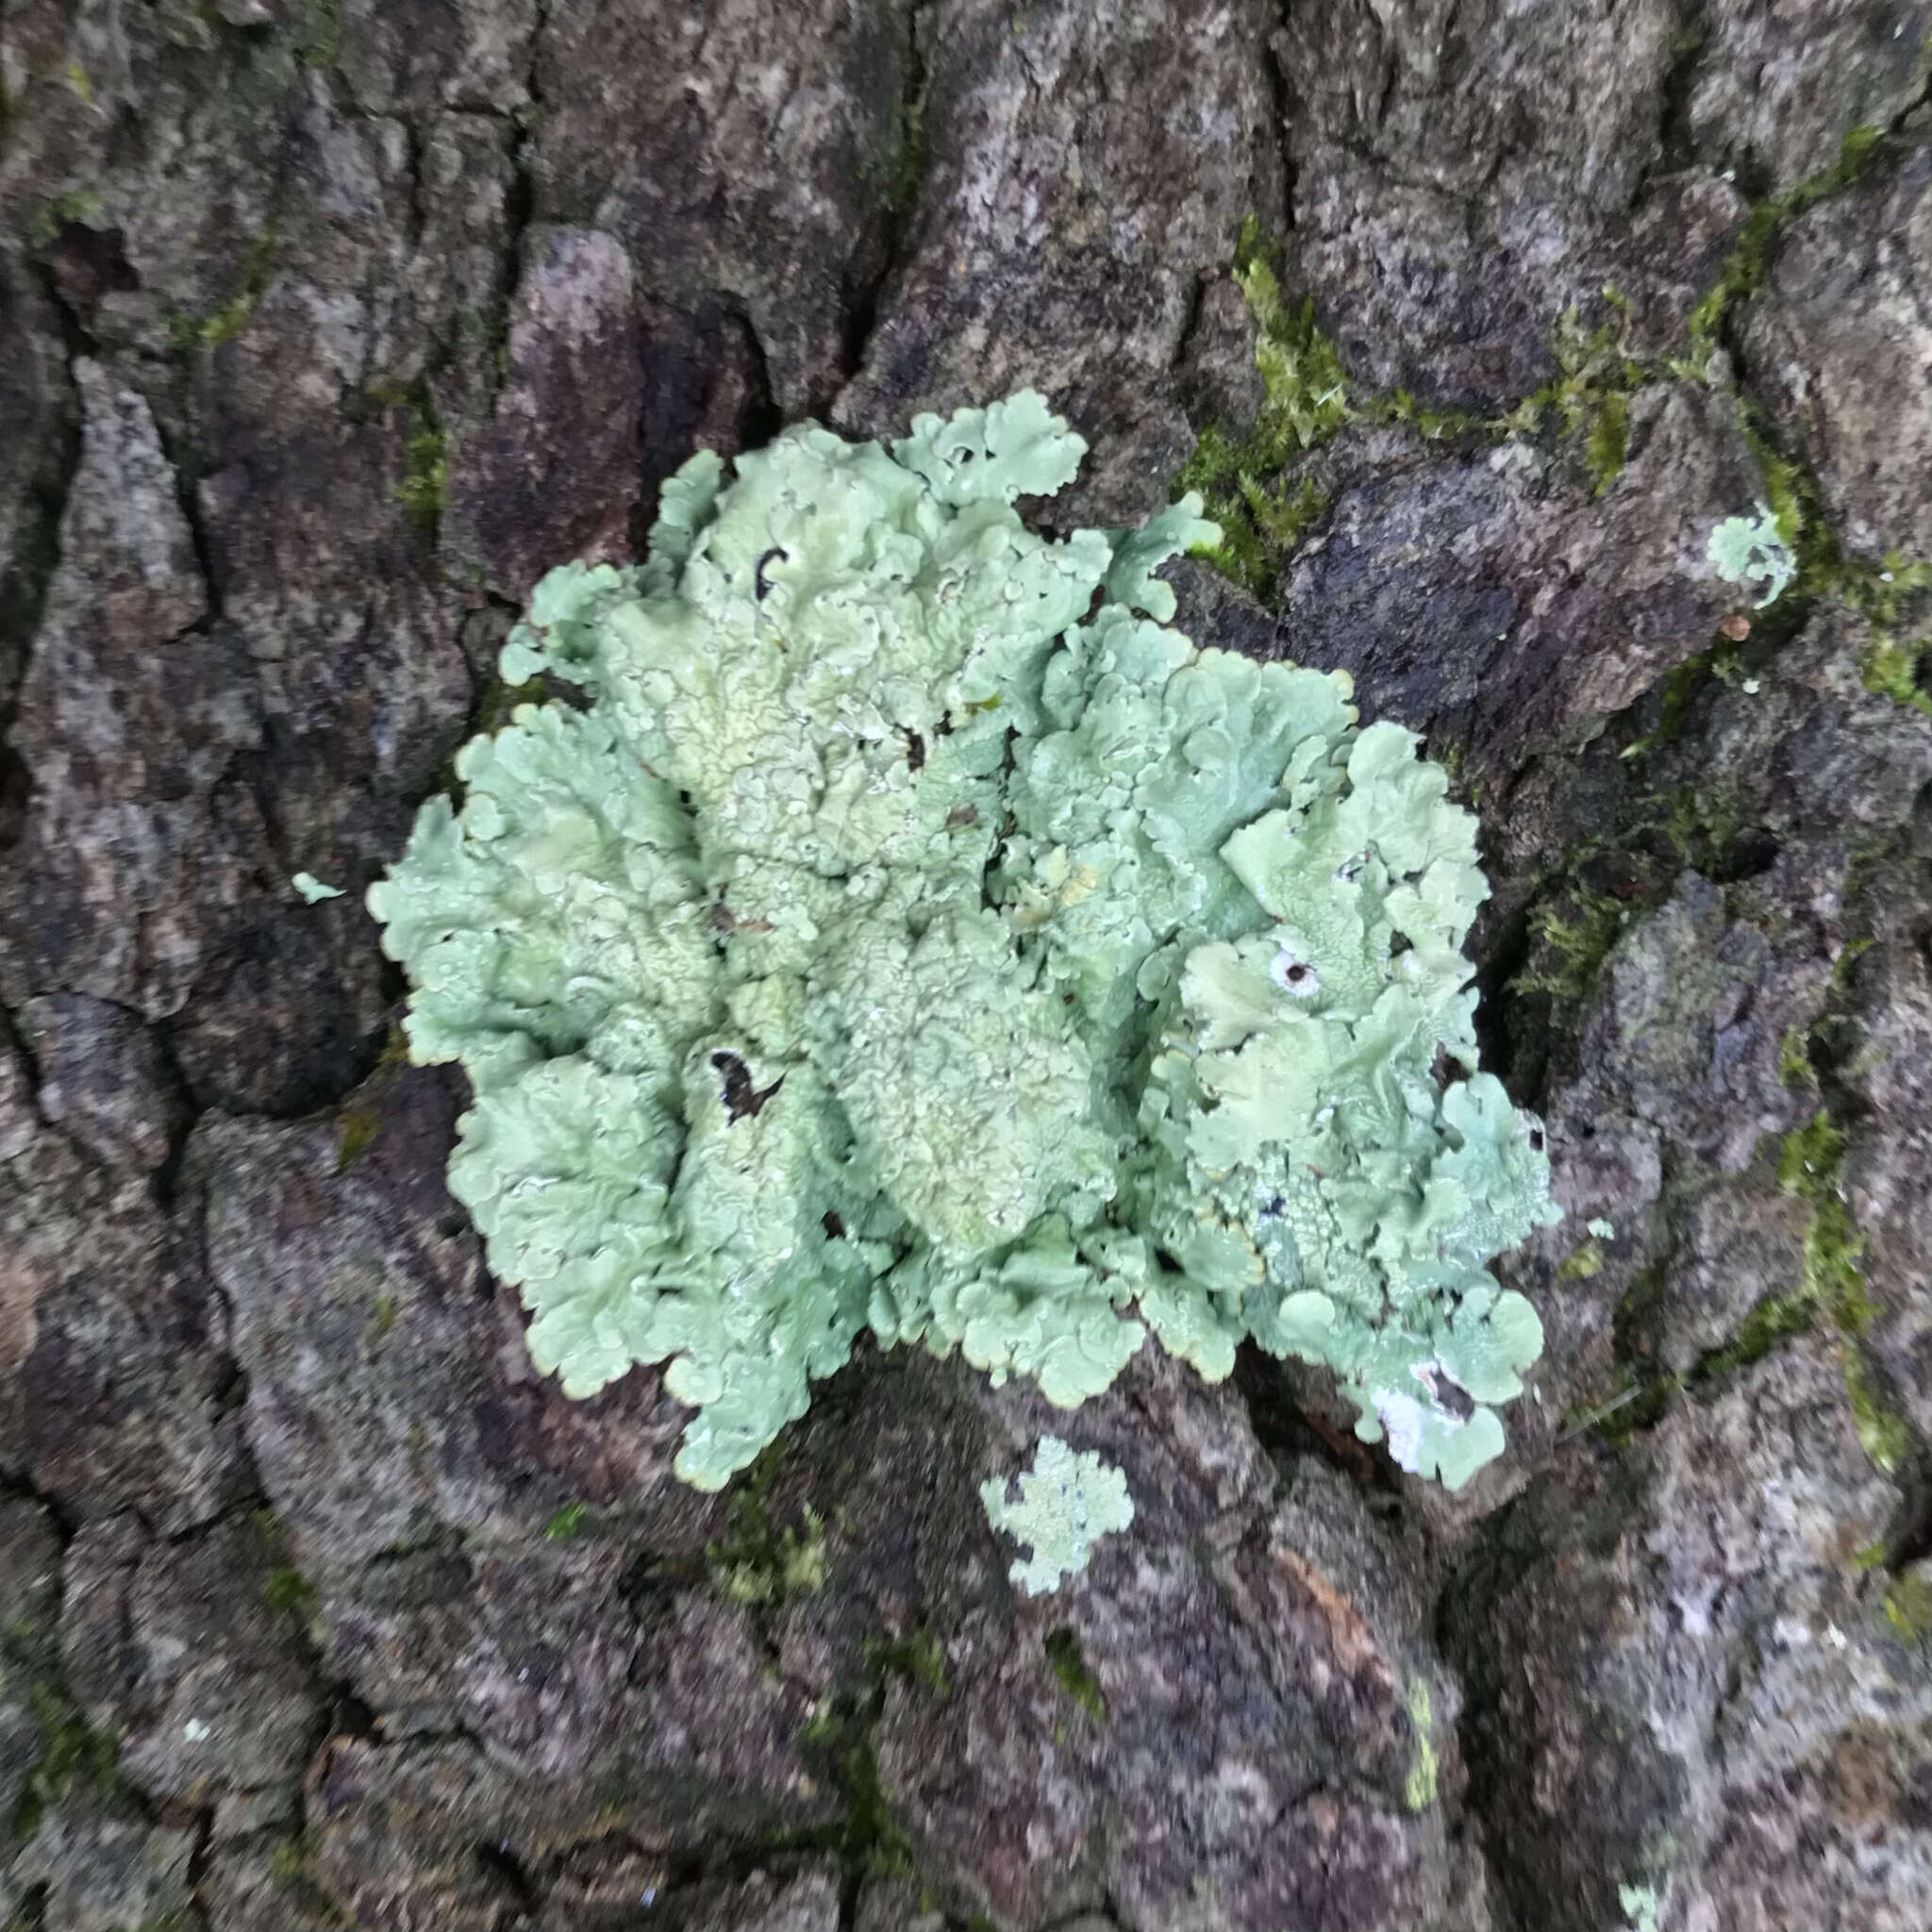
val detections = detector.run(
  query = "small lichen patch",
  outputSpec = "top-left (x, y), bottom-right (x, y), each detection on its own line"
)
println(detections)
top-left (1708, 503), bottom-right (1797, 609)
top-left (981, 1437), bottom-right (1133, 1596)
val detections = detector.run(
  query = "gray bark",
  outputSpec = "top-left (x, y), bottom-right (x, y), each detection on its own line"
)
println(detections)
top-left (3, 3), bottom-right (1931, 1928)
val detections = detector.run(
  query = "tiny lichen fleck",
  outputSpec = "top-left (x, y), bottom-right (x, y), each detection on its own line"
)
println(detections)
top-left (981, 1436), bottom-right (1134, 1595)
top-left (291, 872), bottom-right (343, 903)
top-left (1707, 503), bottom-right (1796, 608)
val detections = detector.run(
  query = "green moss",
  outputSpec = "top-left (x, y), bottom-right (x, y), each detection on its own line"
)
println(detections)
top-left (1171, 223), bottom-right (1348, 599)
top-left (1503, 296), bottom-right (1643, 495)
top-left (1755, 444), bottom-right (1808, 556)
top-left (268, 1839), bottom-right (309, 1885)
top-left (253, 1508), bottom-right (321, 1622)
top-left (1239, 254), bottom-right (1351, 449)
top-left (13, 1680), bottom-right (119, 1838)
top-left (1778, 1116), bottom-right (1870, 1331)
top-left (298, 0), bottom-right (344, 68)
top-left (1583, 390), bottom-right (1630, 496)
top-left (1357, 384), bottom-right (1489, 441)
top-left (1684, 125), bottom-right (1887, 362)
top-left (1810, 1193), bottom-right (1872, 1326)
top-left (333, 1108), bottom-right (381, 1171)
top-left (169, 226), bottom-right (280, 354)
top-left (262, 1566), bottom-right (318, 1616)
top-left (334, 1027), bottom-right (409, 1173)
top-left (1694, 1289), bottom-right (1816, 1380)
top-left (1659, 784), bottom-right (1746, 873)
top-left (1621, 650), bottom-right (1731, 762)
top-left (799, 1701), bottom-right (920, 1881)
top-left (1239, 474), bottom-right (1331, 558)
top-left (865, 1631), bottom-right (950, 1699)
top-left (1587, 1263), bottom-right (1829, 1449)
top-left (1779, 1111), bottom-right (1846, 1202)
top-left (1775, 1114), bottom-right (1918, 1475)
top-left (544, 1502), bottom-right (588, 1541)
top-left (28, 188), bottom-right (105, 251)
top-left (1882, 1571), bottom-right (1932, 1641)
top-left (1778, 1024), bottom-right (1816, 1091)
top-left (1555, 1238), bottom-right (1605, 1283)
top-left (1042, 1626), bottom-right (1106, 1723)
top-left (1842, 553), bottom-right (1932, 629)
top-left (395, 423), bottom-right (451, 538)
top-left (1516, 886), bottom-right (1630, 1003)
top-left (1845, 1348), bottom-right (1912, 1476)
top-left (708, 1467), bottom-right (825, 1607)
top-left (1860, 638), bottom-right (1932, 715)
top-left (1403, 1677), bottom-right (1439, 1811)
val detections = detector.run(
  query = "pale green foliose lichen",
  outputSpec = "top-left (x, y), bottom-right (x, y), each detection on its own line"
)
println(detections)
top-left (1707, 503), bottom-right (1796, 608)
top-left (1619, 1882), bottom-right (1661, 1932)
top-left (367, 391), bottom-right (1557, 1491)
top-left (981, 1436), bottom-right (1135, 1595)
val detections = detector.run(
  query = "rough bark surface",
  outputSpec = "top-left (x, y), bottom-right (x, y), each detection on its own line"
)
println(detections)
top-left (3, 4), bottom-right (1931, 1930)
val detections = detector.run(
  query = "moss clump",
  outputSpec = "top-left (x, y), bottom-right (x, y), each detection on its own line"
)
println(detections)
top-left (1861, 638), bottom-right (1932, 716)
top-left (707, 1471), bottom-right (825, 1608)
top-left (254, 1508), bottom-right (322, 1623)
top-left (1042, 1626), bottom-right (1107, 1723)
top-left (1683, 125), bottom-right (1887, 363)
top-left (27, 189), bottom-right (105, 251)
top-left (1844, 1349), bottom-right (1913, 1476)
top-left (544, 1502), bottom-right (589, 1541)
top-left (13, 1681), bottom-right (119, 1839)
top-left (1501, 294), bottom-right (1644, 496)
top-left (1695, 1289), bottom-right (1817, 1381)
top-left (865, 1631), bottom-right (949, 1699)
top-left (395, 423), bottom-right (451, 538)
top-left (298, 0), bottom-right (345, 69)
top-left (1618, 648), bottom-right (1741, 763)
top-left (1778, 1024), bottom-right (1816, 1091)
top-left (1847, 558), bottom-right (1932, 716)
top-left (1404, 1677), bottom-right (1439, 1811)
top-left (1555, 1238), bottom-right (1605, 1283)
top-left (1516, 886), bottom-right (1630, 1004)
top-left (1883, 1570), bottom-right (1932, 1641)
top-left (799, 1700), bottom-right (920, 1881)
top-left (1776, 1112), bottom-right (1916, 1476)
top-left (334, 1026), bottom-right (409, 1173)
top-left (176, 225), bottom-right (280, 352)
top-left (262, 1565), bottom-right (318, 1616)
top-left (1583, 390), bottom-right (1630, 495)
top-left (1171, 220), bottom-right (1347, 599)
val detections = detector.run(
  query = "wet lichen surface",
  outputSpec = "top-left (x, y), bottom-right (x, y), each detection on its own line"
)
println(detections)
top-left (5, 3), bottom-right (1932, 1931)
